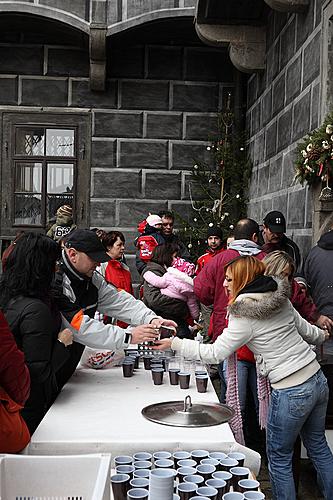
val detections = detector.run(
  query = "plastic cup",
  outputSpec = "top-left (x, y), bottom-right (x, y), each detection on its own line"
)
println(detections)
top-left (184, 474), bottom-right (205, 486)
top-left (143, 355), bottom-right (153, 370)
top-left (155, 459), bottom-right (174, 469)
top-left (179, 371), bottom-right (191, 389)
top-left (130, 478), bottom-right (149, 490)
top-left (237, 479), bottom-right (260, 493)
top-left (111, 473), bottom-right (131, 500)
top-left (153, 451), bottom-right (172, 460)
top-left (151, 367), bottom-right (164, 385)
top-left (133, 469), bottom-right (150, 479)
top-left (115, 455), bottom-right (133, 466)
top-left (122, 360), bottom-right (134, 377)
top-left (116, 465), bottom-right (135, 479)
top-left (191, 449), bottom-right (209, 463)
top-left (209, 452), bottom-right (228, 462)
top-left (201, 458), bottom-right (220, 468)
top-left (177, 466), bottom-right (197, 480)
top-left (222, 493), bottom-right (245, 500)
top-left (229, 467), bottom-right (250, 492)
top-left (133, 452), bottom-right (152, 462)
top-left (243, 492), bottom-right (265, 499)
top-left (169, 368), bottom-right (180, 385)
top-left (178, 459), bottom-right (197, 468)
top-left (195, 375), bottom-right (208, 393)
top-left (212, 471), bottom-right (232, 491)
top-left (173, 451), bottom-right (191, 467)
top-left (133, 460), bottom-right (152, 470)
top-left (196, 485), bottom-right (219, 499)
top-left (206, 478), bottom-right (227, 498)
top-left (220, 458), bottom-right (238, 472)
top-left (127, 487), bottom-right (149, 499)
top-left (177, 481), bottom-right (198, 500)
top-left (228, 453), bottom-right (245, 468)
top-left (196, 464), bottom-right (216, 481)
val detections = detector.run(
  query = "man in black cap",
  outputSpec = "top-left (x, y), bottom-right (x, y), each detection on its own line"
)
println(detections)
top-left (196, 226), bottom-right (224, 274)
top-left (262, 210), bottom-right (301, 270)
top-left (54, 229), bottom-right (176, 386)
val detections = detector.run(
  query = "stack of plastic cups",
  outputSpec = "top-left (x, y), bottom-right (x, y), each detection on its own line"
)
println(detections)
top-left (149, 468), bottom-right (175, 500)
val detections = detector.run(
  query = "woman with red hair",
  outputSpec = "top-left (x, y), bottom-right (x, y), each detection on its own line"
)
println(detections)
top-left (155, 255), bottom-right (333, 500)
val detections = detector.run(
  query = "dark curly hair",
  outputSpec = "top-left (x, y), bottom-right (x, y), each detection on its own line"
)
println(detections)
top-left (0, 232), bottom-right (61, 309)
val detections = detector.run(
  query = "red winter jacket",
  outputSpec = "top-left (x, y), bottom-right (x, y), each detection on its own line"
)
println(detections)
top-left (104, 260), bottom-right (133, 329)
top-left (196, 247), bottom-right (225, 275)
top-left (194, 247), bottom-right (266, 343)
top-left (0, 311), bottom-right (30, 405)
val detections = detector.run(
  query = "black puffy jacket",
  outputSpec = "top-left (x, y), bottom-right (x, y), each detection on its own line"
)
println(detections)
top-left (4, 296), bottom-right (69, 434)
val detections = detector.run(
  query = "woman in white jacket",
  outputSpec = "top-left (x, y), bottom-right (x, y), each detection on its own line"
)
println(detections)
top-left (154, 255), bottom-right (333, 500)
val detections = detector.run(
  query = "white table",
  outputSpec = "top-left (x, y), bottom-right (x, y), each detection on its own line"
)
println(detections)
top-left (25, 362), bottom-right (261, 474)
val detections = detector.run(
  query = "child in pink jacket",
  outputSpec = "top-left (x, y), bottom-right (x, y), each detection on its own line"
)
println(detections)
top-left (143, 264), bottom-right (199, 321)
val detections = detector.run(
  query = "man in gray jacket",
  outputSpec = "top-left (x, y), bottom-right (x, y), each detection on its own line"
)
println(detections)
top-left (54, 229), bottom-right (176, 386)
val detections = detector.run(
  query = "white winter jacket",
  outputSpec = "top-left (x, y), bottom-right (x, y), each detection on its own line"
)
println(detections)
top-left (171, 279), bottom-right (326, 385)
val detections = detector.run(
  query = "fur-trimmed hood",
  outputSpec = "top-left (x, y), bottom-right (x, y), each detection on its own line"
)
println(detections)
top-left (228, 278), bottom-right (290, 320)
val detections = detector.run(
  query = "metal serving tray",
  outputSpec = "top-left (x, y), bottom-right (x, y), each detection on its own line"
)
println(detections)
top-left (141, 395), bottom-right (234, 428)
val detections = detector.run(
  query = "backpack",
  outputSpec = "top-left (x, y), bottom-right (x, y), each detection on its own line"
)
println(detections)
top-left (136, 234), bottom-right (159, 261)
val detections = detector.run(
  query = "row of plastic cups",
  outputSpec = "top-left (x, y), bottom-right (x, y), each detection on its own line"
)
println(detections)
top-left (151, 369), bottom-right (209, 392)
top-left (177, 479), bottom-right (259, 500)
top-left (114, 450), bottom-right (245, 468)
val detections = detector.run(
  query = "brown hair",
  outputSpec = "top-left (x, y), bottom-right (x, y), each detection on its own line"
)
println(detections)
top-left (224, 255), bottom-right (266, 303)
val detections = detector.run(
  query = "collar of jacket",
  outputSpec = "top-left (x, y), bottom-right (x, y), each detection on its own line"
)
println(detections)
top-left (61, 249), bottom-right (90, 282)
top-left (228, 277), bottom-right (289, 320)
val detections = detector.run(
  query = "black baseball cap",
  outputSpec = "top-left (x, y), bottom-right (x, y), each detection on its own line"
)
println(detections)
top-left (263, 211), bottom-right (286, 233)
top-left (64, 229), bottom-right (111, 263)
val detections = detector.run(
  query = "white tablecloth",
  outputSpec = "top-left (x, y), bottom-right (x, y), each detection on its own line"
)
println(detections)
top-left (25, 363), bottom-right (261, 474)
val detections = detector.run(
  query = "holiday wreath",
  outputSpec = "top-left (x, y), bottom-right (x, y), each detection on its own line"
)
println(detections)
top-left (295, 112), bottom-right (333, 187)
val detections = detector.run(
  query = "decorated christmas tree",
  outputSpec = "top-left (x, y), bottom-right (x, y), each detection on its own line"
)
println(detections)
top-left (176, 95), bottom-right (252, 260)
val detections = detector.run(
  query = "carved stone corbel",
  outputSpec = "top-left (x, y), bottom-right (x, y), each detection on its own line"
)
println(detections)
top-left (195, 23), bottom-right (266, 73)
top-left (264, 0), bottom-right (309, 13)
top-left (90, 23), bottom-right (107, 91)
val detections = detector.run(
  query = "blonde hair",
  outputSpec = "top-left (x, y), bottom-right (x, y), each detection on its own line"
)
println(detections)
top-left (225, 256), bottom-right (266, 304)
top-left (263, 251), bottom-right (295, 279)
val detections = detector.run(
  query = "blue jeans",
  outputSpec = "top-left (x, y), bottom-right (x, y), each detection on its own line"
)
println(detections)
top-left (267, 369), bottom-right (333, 500)
top-left (237, 360), bottom-right (259, 422)
top-left (218, 359), bottom-right (259, 422)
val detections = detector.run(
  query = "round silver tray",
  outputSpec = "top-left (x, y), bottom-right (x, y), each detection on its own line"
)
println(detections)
top-left (141, 395), bottom-right (234, 427)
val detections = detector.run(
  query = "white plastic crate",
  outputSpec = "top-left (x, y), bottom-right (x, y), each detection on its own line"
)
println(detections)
top-left (0, 453), bottom-right (111, 500)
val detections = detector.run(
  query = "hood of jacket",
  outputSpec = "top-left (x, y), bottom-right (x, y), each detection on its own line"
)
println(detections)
top-left (141, 260), bottom-right (166, 276)
top-left (228, 239), bottom-right (262, 256)
top-left (317, 230), bottom-right (333, 250)
top-left (228, 277), bottom-right (289, 320)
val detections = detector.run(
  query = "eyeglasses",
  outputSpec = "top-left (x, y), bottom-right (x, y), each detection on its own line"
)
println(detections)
top-left (225, 277), bottom-right (233, 282)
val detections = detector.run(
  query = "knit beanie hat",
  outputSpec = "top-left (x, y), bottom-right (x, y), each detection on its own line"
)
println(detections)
top-left (56, 205), bottom-right (73, 217)
top-left (207, 226), bottom-right (223, 239)
top-left (146, 214), bottom-right (163, 228)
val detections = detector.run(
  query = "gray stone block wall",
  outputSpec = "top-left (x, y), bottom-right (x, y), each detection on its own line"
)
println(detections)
top-left (0, 34), bottom-right (234, 261)
top-left (246, 2), bottom-right (322, 259)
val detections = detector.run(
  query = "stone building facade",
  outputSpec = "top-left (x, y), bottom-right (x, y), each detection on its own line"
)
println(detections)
top-left (1, 0), bottom-right (332, 273)
top-left (246, 1), bottom-right (324, 257)
top-left (0, 0), bottom-right (236, 280)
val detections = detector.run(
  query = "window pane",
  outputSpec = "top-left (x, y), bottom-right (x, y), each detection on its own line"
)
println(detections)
top-left (14, 194), bottom-right (42, 225)
top-left (15, 128), bottom-right (45, 156)
top-left (47, 194), bottom-right (74, 221)
top-left (47, 163), bottom-right (74, 194)
top-left (15, 162), bottom-right (42, 193)
top-left (46, 129), bottom-right (75, 157)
